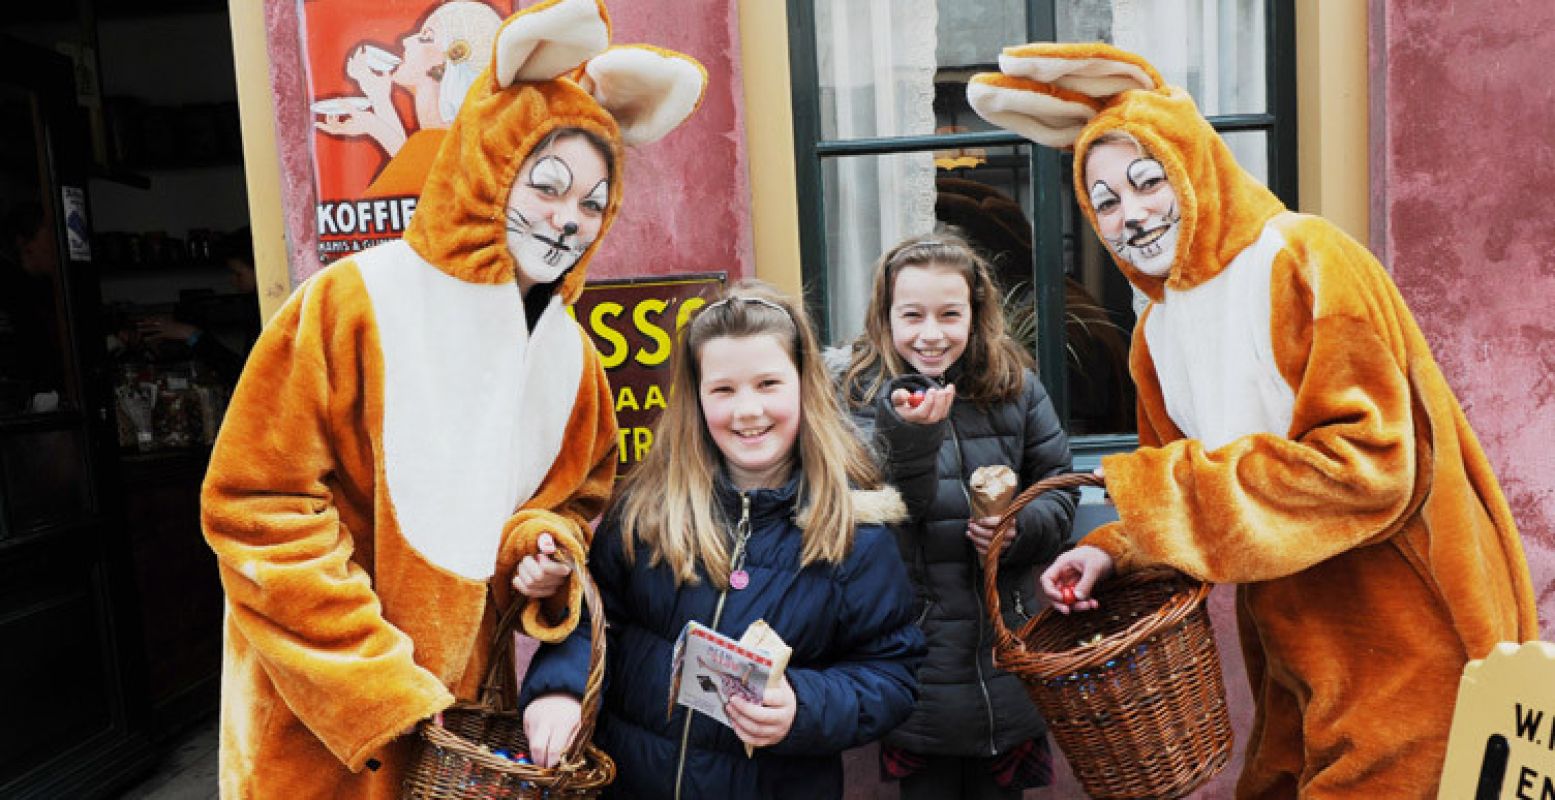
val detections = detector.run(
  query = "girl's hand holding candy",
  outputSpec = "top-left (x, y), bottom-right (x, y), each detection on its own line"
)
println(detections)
top-left (891, 384), bottom-right (956, 425)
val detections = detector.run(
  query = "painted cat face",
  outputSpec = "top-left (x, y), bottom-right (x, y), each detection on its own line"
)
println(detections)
top-left (1086, 139), bottom-right (1181, 278)
top-left (504, 133), bottom-right (610, 294)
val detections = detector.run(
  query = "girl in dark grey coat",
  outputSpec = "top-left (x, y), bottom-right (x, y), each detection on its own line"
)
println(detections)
top-left (840, 233), bottom-right (1078, 800)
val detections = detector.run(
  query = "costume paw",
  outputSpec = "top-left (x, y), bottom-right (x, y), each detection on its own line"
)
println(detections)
top-left (501, 510), bottom-right (588, 642)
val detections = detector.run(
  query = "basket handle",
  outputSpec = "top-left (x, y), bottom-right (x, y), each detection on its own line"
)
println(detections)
top-left (981, 472), bottom-right (1104, 656)
top-left (477, 553), bottom-right (609, 768)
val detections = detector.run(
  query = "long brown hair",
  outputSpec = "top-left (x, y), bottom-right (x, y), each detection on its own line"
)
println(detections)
top-left (615, 279), bottom-right (882, 587)
top-left (841, 231), bottom-right (1033, 406)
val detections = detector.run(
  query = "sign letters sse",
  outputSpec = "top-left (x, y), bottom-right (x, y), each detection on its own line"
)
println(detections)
top-left (570, 273), bottom-right (726, 476)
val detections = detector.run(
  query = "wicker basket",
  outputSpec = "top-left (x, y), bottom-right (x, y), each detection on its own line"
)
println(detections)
top-left (982, 473), bottom-right (1232, 800)
top-left (402, 556), bottom-right (616, 799)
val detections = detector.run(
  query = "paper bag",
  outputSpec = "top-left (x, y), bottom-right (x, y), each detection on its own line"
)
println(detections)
top-left (968, 464), bottom-right (1017, 519)
top-left (738, 619), bottom-right (791, 757)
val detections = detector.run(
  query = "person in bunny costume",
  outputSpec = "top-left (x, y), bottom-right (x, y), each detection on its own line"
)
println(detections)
top-left (968, 44), bottom-right (1537, 797)
top-left (199, 0), bottom-right (705, 795)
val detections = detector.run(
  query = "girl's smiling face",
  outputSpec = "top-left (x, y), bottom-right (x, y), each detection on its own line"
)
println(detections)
top-left (1085, 138), bottom-right (1181, 277)
top-left (889, 263), bottom-right (971, 377)
top-left (698, 334), bottom-right (801, 490)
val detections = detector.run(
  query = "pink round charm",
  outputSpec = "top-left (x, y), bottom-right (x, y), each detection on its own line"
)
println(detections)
top-left (730, 569), bottom-right (750, 590)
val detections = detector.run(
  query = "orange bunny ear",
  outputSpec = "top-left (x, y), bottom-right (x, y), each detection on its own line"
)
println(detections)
top-left (998, 43), bottom-right (1162, 97)
top-left (492, 0), bottom-right (611, 87)
top-left (967, 74), bottom-right (1103, 148)
top-left (584, 45), bottom-right (708, 145)
top-left (967, 42), bottom-right (1163, 148)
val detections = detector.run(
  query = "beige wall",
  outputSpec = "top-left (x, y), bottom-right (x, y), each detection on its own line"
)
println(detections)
top-left (1296, 0), bottom-right (1369, 241)
top-left (228, 0), bottom-right (291, 324)
top-left (736, 0), bottom-right (803, 297)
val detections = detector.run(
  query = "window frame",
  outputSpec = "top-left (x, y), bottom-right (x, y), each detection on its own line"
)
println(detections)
top-left (787, 0), bottom-right (1297, 459)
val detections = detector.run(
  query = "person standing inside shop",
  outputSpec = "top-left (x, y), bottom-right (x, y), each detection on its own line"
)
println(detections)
top-left (198, 1), bottom-right (707, 795)
top-left (0, 201), bottom-right (66, 414)
top-left (135, 227), bottom-right (261, 384)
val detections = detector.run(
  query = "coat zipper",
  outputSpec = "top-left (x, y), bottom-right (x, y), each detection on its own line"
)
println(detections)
top-left (674, 491), bottom-right (751, 799)
top-left (949, 418), bottom-right (999, 757)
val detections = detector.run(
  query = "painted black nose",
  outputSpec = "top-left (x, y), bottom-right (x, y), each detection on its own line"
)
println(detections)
top-left (562, 222), bottom-right (579, 237)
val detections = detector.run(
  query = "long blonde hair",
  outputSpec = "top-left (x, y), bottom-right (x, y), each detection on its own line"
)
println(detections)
top-left (616, 279), bottom-right (881, 587)
top-left (841, 231), bottom-right (1033, 407)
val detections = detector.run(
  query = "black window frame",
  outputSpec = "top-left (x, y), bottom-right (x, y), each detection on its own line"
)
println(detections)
top-left (787, 0), bottom-right (1297, 461)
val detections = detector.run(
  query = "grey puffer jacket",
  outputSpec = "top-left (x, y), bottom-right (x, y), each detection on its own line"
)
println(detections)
top-left (848, 363), bottom-right (1077, 757)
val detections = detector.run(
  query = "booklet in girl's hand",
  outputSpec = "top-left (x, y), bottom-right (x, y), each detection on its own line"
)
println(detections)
top-left (668, 620), bottom-right (782, 731)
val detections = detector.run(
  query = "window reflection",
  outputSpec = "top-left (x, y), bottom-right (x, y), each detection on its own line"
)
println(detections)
top-left (0, 88), bottom-right (73, 418)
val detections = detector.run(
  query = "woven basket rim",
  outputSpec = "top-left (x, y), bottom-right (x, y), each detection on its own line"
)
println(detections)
top-left (406, 552), bottom-right (615, 794)
top-left (1013, 568), bottom-right (1212, 677)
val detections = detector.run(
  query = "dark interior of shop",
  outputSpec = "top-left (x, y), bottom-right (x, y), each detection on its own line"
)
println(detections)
top-left (2, 0), bottom-right (245, 795)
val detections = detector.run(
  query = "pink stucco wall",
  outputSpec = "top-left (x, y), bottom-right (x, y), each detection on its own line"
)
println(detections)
top-left (1373, 0), bottom-right (1555, 636)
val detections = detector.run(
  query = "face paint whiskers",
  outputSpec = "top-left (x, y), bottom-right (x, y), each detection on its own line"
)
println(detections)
top-left (506, 207), bottom-right (583, 268)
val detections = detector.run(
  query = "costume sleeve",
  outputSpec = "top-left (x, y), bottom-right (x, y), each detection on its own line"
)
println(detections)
top-left (1002, 371), bottom-right (1078, 568)
top-left (519, 517), bottom-right (631, 705)
top-left (852, 375), bottom-right (944, 522)
top-left (1084, 234), bottom-right (1421, 583)
top-left (201, 269), bottom-right (452, 771)
top-left (495, 336), bottom-right (620, 643)
top-left (770, 526), bottom-right (927, 756)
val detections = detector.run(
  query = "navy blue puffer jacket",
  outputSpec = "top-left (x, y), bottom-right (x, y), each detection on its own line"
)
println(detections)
top-left (521, 473), bottom-right (926, 799)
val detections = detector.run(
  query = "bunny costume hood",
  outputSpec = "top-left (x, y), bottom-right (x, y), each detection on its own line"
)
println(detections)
top-left (201, 1), bottom-right (705, 796)
top-left (971, 43), bottom-right (1535, 797)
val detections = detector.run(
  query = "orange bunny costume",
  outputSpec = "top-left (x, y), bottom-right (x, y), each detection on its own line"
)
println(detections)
top-left (200, 1), bottom-right (705, 795)
top-left (970, 44), bottom-right (1537, 797)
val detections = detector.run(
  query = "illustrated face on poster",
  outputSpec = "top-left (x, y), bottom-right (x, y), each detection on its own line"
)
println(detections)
top-left (305, 1), bottom-right (506, 265)
top-left (505, 133), bottom-right (611, 291)
top-left (1086, 139), bottom-right (1181, 278)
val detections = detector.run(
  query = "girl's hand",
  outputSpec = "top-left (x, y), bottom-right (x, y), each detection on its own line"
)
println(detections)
top-left (965, 515), bottom-right (1006, 557)
top-left (523, 693), bottom-right (582, 768)
top-left (890, 384), bottom-right (955, 425)
top-left (725, 675), bottom-right (796, 749)
top-left (512, 533), bottom-right (572, 599)
top-left (1040, 546), bottom-right (1114, 614)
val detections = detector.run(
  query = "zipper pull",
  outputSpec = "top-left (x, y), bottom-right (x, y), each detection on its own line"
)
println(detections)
top-left (730, 492), bottom-right (753, 590)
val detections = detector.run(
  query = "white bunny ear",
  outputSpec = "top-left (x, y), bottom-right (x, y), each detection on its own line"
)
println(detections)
top-left (967, 74), bottom-right (1102, 148)
top-left (493, 0), bottom-right (610, 87)
top-left (997, 43), bottom-right (1162, 98)
top-left (584, 45), bottom-right (707, 146)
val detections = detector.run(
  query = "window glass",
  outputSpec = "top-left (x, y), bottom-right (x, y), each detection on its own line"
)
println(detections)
top-left (820, 145), bottom-right (1032, 343)
top-left (0, 85), bottom-right (76, 419)
top-left (813, 0), bottom-right (1027, 140)
top-left (1221, 129), bottom-right (1269, 184)
top-left (1059, 0), bottom-right (1267, 117)
top-left (1056, 151), bottom-right (1136, 436)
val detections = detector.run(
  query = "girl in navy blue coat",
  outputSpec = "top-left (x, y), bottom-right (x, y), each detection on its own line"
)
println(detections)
top-left (519, 280), bottom-right (926, 799)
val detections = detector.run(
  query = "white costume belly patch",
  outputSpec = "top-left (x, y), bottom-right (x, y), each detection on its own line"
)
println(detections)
top-left (1144, 222), bottom-right (1296, 451)
top-left (357, 241), bottom-right (584, 579)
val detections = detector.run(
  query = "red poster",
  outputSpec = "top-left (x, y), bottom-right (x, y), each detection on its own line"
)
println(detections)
top-left (271, 0), bottom-right (752, 284)
top-left (300, 0), bottom-right (515, 263)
